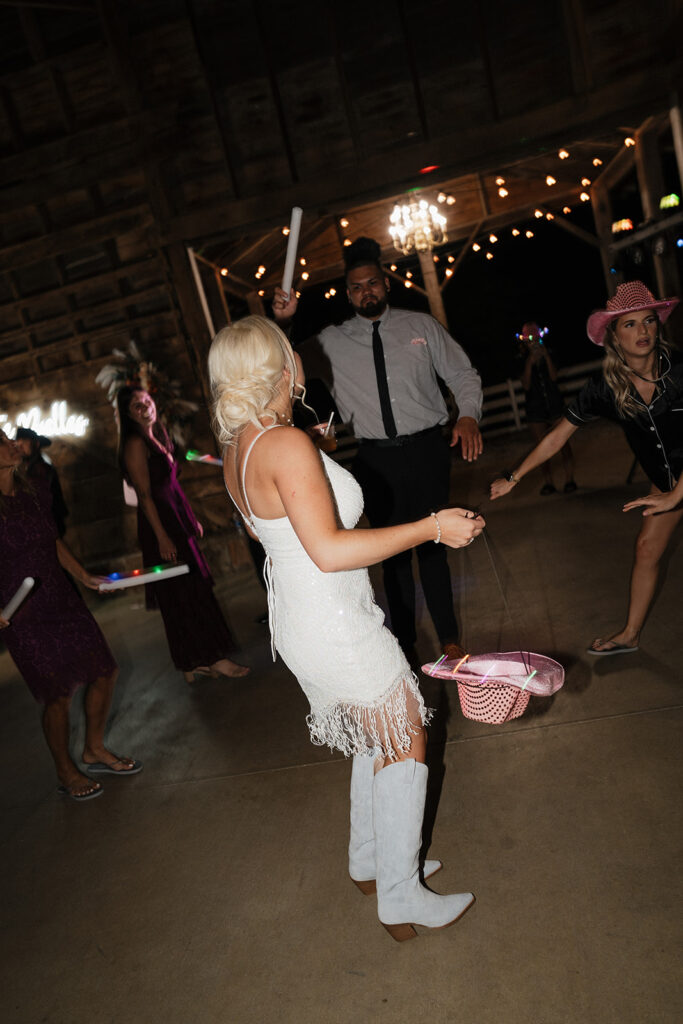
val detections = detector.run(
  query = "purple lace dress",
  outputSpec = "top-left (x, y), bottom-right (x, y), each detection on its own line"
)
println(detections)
top-left (133, 438), bottom-right (237, 671)
top-left (0, 480), bottom-right (117, 704)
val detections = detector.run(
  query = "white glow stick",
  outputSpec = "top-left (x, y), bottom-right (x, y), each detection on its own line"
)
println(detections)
top-left (99, 563), bottom-right (190, 592)
top-left (323, 411), bottom-right (335, 437)
top-left (2, 577), bottom-right (35, 621)
top-left (281, 206), bottom-right (303, 297)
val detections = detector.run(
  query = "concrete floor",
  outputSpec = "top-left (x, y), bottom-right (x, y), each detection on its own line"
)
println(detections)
top-left (1, 421), bottom-right (681, 1024)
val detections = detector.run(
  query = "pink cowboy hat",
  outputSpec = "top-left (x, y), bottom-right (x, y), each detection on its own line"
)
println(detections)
top-left (586, 280), bottom-right (679, 346)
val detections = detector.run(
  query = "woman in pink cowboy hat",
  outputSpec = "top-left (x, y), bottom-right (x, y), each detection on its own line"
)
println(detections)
top-left (490, 280), bottom-right (682, 656)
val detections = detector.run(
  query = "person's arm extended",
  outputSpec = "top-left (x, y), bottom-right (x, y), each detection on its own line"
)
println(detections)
top-left (124, 437), bottom-right (178, 561)
top-left (490, 417), bottom-right (579, 499)
top-left (56, 539), bottom-right (107, 590)
top-left (265, 429), bottom-right (483, 572)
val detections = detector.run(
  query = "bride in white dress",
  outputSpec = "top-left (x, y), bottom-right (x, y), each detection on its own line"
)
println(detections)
top-left (208, 315), bottom-right (483, 941)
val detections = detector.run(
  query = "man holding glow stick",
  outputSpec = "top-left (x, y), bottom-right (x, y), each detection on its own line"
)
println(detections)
top-left (273, 236), bottom-right (483, 664)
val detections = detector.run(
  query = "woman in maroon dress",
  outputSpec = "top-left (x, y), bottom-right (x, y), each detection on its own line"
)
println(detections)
top-left (116, 387), bottom-right (248, 681)
top-left (0, 429), bottom-right (140, 801)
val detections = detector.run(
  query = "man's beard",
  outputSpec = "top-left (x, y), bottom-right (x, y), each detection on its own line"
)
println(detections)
top-left (356, 297), bottom-right (387, 319)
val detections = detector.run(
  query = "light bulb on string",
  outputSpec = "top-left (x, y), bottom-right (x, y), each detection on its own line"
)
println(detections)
top-left (472, 243), bottom-right (481, 252)
top-left (282, 227), bottom-right (290, 235)
top-left (445, 268), bottom-right (453, 277)
top-left (404, 280), bottom-right (412, 288)
top-left (405, 270), bottom-right (413, 278)
top-left (299, 257), bottom-right (306, 266)
top-left (593, 157), bottom-right (603, 167)
top-left (301, 271), bottom-right (309, 281)
top-left (486, 252), bottom-right (493, 260)
top-left (329, 288), bottom-right (336, 296)
top-left (446, 196), bottom-right (455, 205)
top-left (220, 268), bottom-right (229, 276)
top-left (498, 187), bottom-right (508, 197)
top-left (489, 234), bottom-right (498, 243)
top-left (526, 230), bottom-right (534, 238)
top-left (546, 175), bottom-right (556, 186)
top-left (580, 191), bottom-right (590, 202)
top-left (390, 264), bottom-right (397, 271)
top-left (624, 137), bottom-right (635, 147)
top-left (447, 255), bottom-right (455, 262)
top-left (511, 228), bottom-right (520, 236)
top-left (546, 212), bottom-right (554, 220)
top-left (558, 149), bottom-right (569, 159)
top-left (563, 206), bottom-right (571, 214)
top-left (343, 238), bottom-right (352, 246)
top-left (581, 177), bottom-right (591, 187)
top-left (340, 218), bottom-right (349, 228)
top-left (534, 209), bottom-right (543, 218)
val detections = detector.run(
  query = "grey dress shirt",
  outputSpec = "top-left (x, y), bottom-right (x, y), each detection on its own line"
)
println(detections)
top-left (299, 307), bottom-right (482, 440)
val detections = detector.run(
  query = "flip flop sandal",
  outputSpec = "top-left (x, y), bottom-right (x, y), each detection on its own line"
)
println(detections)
top-left (586, 641), bottom-right (639, 657)
top-left (57, 783), bottom-right (103, 801)
top-left (83, 758), bottom-right (143, 776)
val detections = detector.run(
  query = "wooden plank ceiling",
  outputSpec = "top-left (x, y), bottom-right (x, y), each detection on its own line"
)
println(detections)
top-left (0, 0), bottom-right (681, 388)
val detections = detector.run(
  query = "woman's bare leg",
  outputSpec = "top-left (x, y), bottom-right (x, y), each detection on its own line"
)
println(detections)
top-left (591, 495), bottom-right (683, 651)
top-left (81, 669), bottom-right (137, 772)
top-left (374, 725), bottom-right (427, 772)
top-left (42, 695), bottom-right (100, 796)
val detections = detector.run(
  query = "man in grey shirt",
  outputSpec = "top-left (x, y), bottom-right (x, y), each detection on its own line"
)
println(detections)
top-left (273, 237), bottom-right (483, 663)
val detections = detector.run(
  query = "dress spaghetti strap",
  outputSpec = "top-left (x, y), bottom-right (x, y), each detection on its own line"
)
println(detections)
top-left (240, 424), bottom-right (284, 521)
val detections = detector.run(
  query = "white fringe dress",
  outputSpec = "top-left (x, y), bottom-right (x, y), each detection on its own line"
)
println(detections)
top-left (229, 425), bottom-right (431, 758)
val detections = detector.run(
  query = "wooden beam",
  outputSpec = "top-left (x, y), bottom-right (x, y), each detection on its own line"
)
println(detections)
top-left (0, 309), bottom-right (175, 370)
top-left (541, 210), bottom-right (599, 247)
top-left (0, 205), bottom-right (153, 273)
top-left (165, 65), bottom-right (676, 246)
top-left (561, 0), bottom-right (593, 94)
top-left (0, 256), bottom-right (166, 317)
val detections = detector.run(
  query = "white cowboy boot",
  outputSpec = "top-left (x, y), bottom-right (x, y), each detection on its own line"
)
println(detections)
top-left (348, 754), bottom-right (441, 895)
top-left (373, 758), bottom-right (474, 941)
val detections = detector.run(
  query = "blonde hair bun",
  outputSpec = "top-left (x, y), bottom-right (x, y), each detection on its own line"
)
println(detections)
top-left (208, 315), bottom-right (296, 445)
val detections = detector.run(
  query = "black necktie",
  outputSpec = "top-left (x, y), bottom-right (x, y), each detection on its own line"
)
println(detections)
top-left (372, 321), bottom-right (397, 439)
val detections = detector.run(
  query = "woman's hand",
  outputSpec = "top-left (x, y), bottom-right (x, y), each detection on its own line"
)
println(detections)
top-left (83, 574), bottom-right (109, 591)
top-left (623, 492), bottom-right (681, 516)
top-left (490, 477), bottom-right (517, 500)
top-left (195, 520), bottom-right (204, 539)
top-left (157, 532), bottom-right (178, 562)
top-left (272, 286), bottom-right (298, 324)
top-left (436, 508), bottom-right (485, 548)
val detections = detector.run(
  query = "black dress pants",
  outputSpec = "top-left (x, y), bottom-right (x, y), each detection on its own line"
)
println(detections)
top-left (352, 429), bottom-right (459, 653)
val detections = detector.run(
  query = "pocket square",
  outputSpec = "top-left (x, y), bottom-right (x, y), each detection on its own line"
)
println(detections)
top-left (411, 337), bottom-right (427, 345)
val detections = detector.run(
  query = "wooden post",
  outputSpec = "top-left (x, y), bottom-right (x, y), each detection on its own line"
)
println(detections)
top-left (507, 379), bottom-right (522, 430)
top-left (634, 121), bottom-right (681, 297)
top-left (246, 291), bottom-right (266, 316)
top-left (417, 250), bottom-right (448, 328)
top-left (590, 179), bottom-right (616, 294)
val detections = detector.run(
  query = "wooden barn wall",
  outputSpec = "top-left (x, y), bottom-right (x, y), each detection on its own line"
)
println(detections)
top-left (0, 0), bottom-right (681, 569)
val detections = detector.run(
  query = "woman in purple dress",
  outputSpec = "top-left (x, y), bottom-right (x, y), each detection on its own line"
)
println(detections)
top-left (116, 387), bottom-right (249, 681)
top-left (0, 429), bottom-right (140, 801)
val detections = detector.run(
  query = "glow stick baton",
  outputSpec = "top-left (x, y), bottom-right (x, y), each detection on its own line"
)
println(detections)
top-left (451, 653), bottom-right (470, 676)
top-left (323, 411), bottom-right (335, 437)
top-left (521, 669), bottom-right (537, 691)
top-left (428, 654), bottom-right (447, 677)
top-left (281, 206), bottom-right (303, 297)
top-left (186, 450), bottom-right (223, 466)
top-left (1, 577), bottom-right (35, 621)
top-left (99, 563), bottom-right (190, 592)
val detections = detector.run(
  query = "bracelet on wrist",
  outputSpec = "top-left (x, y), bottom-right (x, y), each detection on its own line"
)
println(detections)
top-left (430, 511), bottom-right (442, 544)
top-left (506, 471), bottom-right (520, 484)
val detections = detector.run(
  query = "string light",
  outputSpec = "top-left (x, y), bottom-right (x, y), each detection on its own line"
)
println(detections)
top-left (612, 218), bottom-right (634, 233)
top-left (405, 270), bottom-right (413, 278)
top-left (624, 137), bottom-right (635, 147)
top-left (343, 238), bottom-right (352, 246)
top-left (329, 288), bottom-right (336, 296)
top-left (437, 193), bottom-right (447, 203)
top-left (495, 176), bottom-right (505, 186)
top-left (447, 255), bottom-right (455, 262)
top-left (220, 268), bottom-right (229, 276)
top-left (489, 233), bottom-right (498, 243)
top-left (525, 230), bottom-right (534, 238)
top-left (472, 243), bottom-right (481, 252)
top-left (546, 175), bottom-right (556, 186)
top-left (404, 280), bottom-right (412, 288)
top-left (534, 209), bottom-right (543, 218)
top-left (433, 254), bottom-right (439, 262)
top-left (498, 187), bottom-right (509, 197)
top-left (581, 177), bottom-right (591, 187)
top-left (299, 257), bottom-right (306, 266)
top-left (390, 264), bottom-right (397, 271)
top-left (485, 252), bottom-right (493, 260)
top-left (546, 212), bottom-right (554, 220)
top-left (558, 149), bottom-right (569, 159)
top-left (301, 271), bottom-right (309, 280)
top-left (258, 289), bottom-right (265, 297)
top-left (445, 268), bottom-right (453, 277)
top-left (563, 206), bottom-right (571, 214)
top-left (511, 228), bottom-right (520, 236)
top-left (593, 157), bottom-right (603, 167)
top-left (580, 191), bottom-right (590, 202)
top-left (325, 292), bottom-right (330, 299)
top-left (340, 218), bottom-right (349, 227)
top-left (446, 196), bottom-right (456, 205)
top-left (282, 227), bottom-right (290, 235)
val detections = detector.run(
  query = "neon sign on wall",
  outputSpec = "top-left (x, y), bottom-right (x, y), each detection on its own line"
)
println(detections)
top-left (0, 401), bottom-right (90, 439)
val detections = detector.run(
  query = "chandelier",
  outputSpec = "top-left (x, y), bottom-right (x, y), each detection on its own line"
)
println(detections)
top-left (389, 197), bottom-right (448, 255)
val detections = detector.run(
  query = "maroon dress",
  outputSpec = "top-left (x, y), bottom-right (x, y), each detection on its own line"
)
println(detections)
top-left (0, 480), bottom-right (117, 704)
top-left (133, 438), bottom-right (237, 671)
